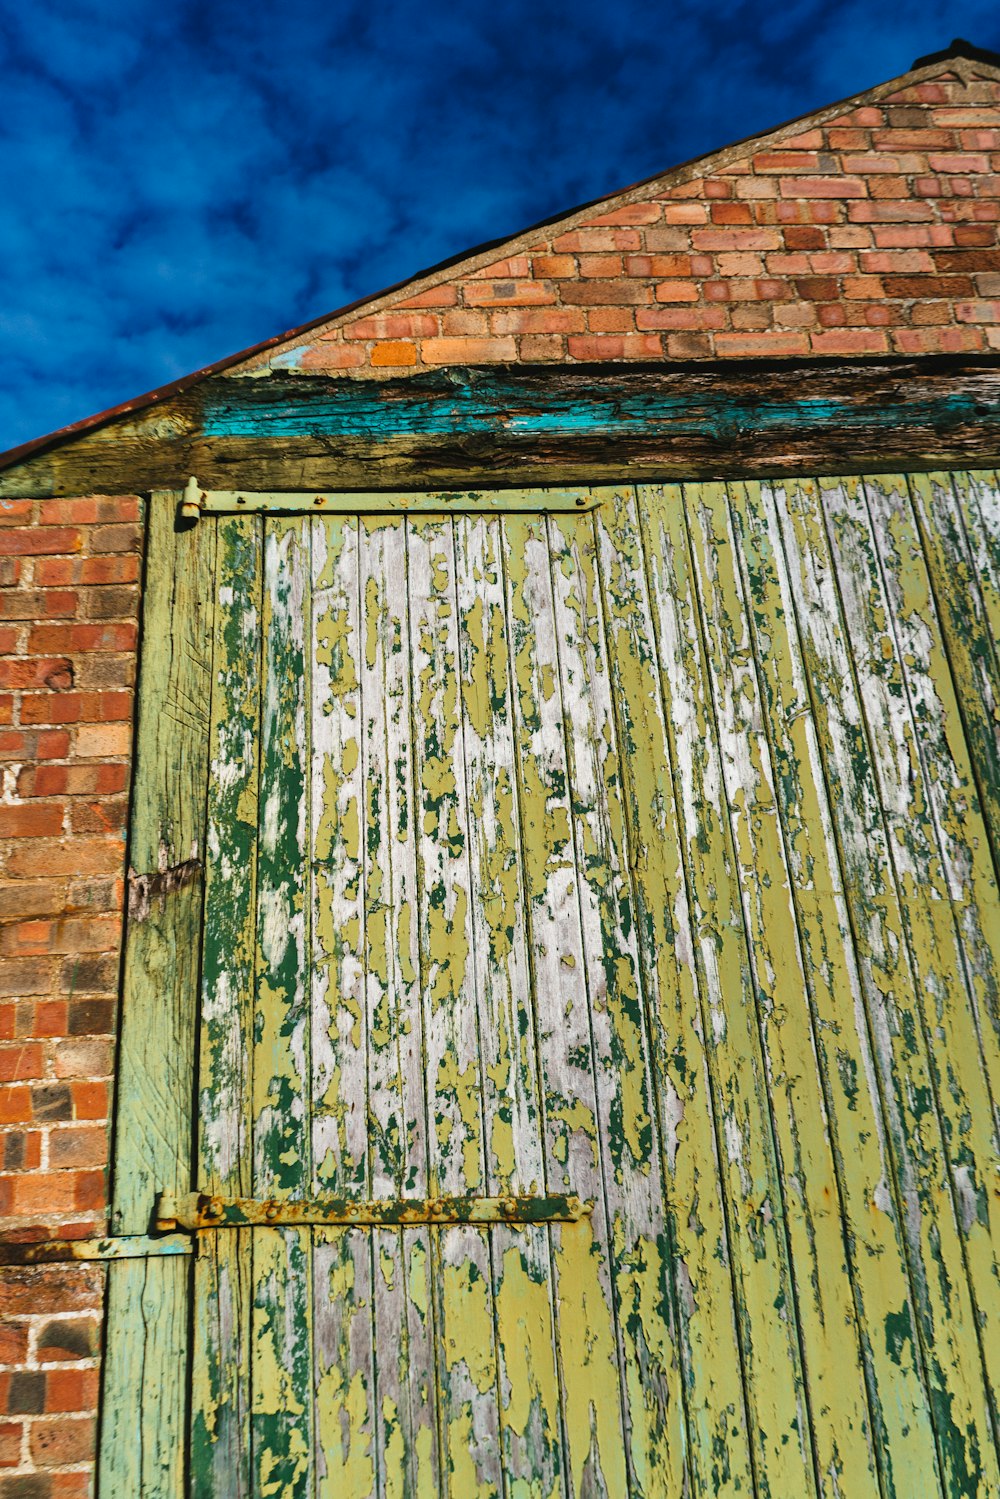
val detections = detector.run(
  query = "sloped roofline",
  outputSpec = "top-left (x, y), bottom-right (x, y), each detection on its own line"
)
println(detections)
top-left (2, 40), bottom-right (999, 476)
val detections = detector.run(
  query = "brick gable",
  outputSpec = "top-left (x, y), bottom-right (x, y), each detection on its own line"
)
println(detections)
top-left (233, 62), bottom-right (1000, 375)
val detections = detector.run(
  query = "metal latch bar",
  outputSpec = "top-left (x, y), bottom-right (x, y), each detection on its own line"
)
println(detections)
top-left (0, 1233), bottom-right (193, 1266)
top-left (180, 477), bottom-right (602, 520)
top-left (157, 1191), bottom-right (591, 1231)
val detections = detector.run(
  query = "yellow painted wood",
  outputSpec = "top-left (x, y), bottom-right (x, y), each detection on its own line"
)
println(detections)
top-left (909, 471), bottom-right (1000, 865)
top-left (738, 478), bottom-right (940, 1499)
top-left (173, 478), bottom-right (1000, 1499)
top-left (596, 487), bottom-right (754, 1495)
top-left (549, 505), bottom-right (689, 1497)
top-left (101, 492), bottom-right (213, 1499)
top-left (454, 511), bottom-right (564, 1495)
top-left (781, 475), bottom-right (999, 1496)
top-left (192, 514), bottom-right (261, 1496)
top-left (691, 480), bottom-right (878, 1495)
top-left (251, 519), bottom-right (314, 1495)
top-left (503, 511), bottom-right (630, 1499)
top-left (639, 483), bottom-right (817, 1494)
top-left (360, 515), bottom-right (439, 1497)
top-left (407, 514), bottom-right (503, 1495)
top-left (310, 514), bottom-right (378, 1498)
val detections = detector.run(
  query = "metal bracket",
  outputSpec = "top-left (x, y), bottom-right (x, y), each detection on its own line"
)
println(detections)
top-left (0, 1233), bottom-right (193, 1266)
top-left (157, 1191), bottom-right (591, 1231)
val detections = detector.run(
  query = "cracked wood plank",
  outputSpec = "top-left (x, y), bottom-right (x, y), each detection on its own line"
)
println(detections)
top-left (454, 510), bottom-right (564, 1497)
top-left (250, 518), bottom-right (313, 1495)
top-left (407, 514), bottom-right (503, 1496)
top-left (781, 475), bottom-right (999, 1496)
top-left (597, 485), bottom-right (754, 1494)
top-left (639, 482), bottom-right (817, 1494)
top-left (309, 514), bottom-right (377, 1498)
top-left (361, 515), bottom-right (439, 1498)
top-left (191, 514), bottom-right (261, 1496)
top-left (739, 477), bottom-right (940, 1498)
top-left (101, 492), bottom-right (211, 1499)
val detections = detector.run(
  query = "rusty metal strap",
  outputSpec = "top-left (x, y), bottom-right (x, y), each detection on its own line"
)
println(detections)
top-left (157, 1191), bottom-right (591, 1231)
top-left (0, 1233), bottom-right (193, 1266)
top-left (180, 477), bottom-right (602, 519)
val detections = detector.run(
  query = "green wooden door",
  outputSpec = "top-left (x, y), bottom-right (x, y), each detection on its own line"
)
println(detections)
top-left (103, 478), bottom-right (1000, 1498)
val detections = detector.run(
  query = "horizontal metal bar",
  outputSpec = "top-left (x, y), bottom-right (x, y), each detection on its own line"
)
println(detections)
top-left (157, 1191), bottom-right (591, 1231)
top-left (0, 1233), bottom-right (193, 1266)
top-left (186, 486), bottom-right (602, 517)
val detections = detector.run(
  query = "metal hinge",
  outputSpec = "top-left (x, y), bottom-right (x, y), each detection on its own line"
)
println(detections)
top-left (178, 477), bottom-right (601, 521)
top-left (0, 1233), bottom-right (192, 1266)
top-left (156, 1191), bottom-right (591, 1231)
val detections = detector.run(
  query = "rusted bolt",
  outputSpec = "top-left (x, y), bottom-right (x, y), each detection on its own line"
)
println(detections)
top-left (314, 496), bottom-right (326, 506)
top-left (264, 1203), bottom-right (280, 1222)
top-left (236, 496), bottom-right (246, 506)
top-left (204, 1197), bottom-right (224, 1221)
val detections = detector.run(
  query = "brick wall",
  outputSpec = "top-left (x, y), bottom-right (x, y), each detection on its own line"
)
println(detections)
top-left (0, 497), bottom-right (140, 1497)
top-left (235, 66), bottom-right (1000, 375)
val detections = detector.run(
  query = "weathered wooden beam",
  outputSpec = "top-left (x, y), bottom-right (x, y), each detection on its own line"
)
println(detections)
top-left (3, 360), bottom-right (1000, 497)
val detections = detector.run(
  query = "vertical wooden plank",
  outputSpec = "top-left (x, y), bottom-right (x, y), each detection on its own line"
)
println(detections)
top-left (101, 492), bottom-right (213, 1499)
top-left (778, 474), bottom-right (998, 1497)
top-left (637, 483), bottom-right (817, 1495)
top-left (738, 478), bottom-right (941, 1499)
top-left (857, 475), bottom-right (1000, 1419)
top-left (191, 514), bottom-right (262, 1496)
top-left (596, 487), bottom-right (754, 1495)
top-left (956, 470), bottom-right (1000, 663)
top-left (360, 515), bottom-right (439, 1498)
top-left (455, 511), bottom-right (564, 1498)
top-left (503, 512), bottom-right (629, 1499)
top-left (687, 481), bottom-right (877, 1495)
top-left (546, 506), bottom-right (689, 1497)
top-left (909, 472), bottom-right (1000, 863)
top-left (251, 517), bottom-right (313, 1496)
top-left (407, 514), bottom-right (502, 1497)
top-left (309, 513), bottom-right (377, 1498)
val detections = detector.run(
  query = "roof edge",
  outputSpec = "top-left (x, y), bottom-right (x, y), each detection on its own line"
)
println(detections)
top-left (3, 41), bottom-right (998, 476)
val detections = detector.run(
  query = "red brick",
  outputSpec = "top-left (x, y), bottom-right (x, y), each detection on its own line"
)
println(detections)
top-left (0, 1086), bottom-right (31, 1123)
top-left (585, 203), bottom-right (662, 225)
top-left (0, 660), bottom-right (72, 691)
top-left (27, 622), bottom-right (137, 654)
top-left (0, 805), bottom-right (64, 838)
top-left (68, 1081), bottom-right (108, 1119)
top-left (299, 343), bottom-right (366, 370)
top-left (29, 1413), bottom-right (97, 1465)
top-left (713, 331), bottom-right (811, 355)
top-left (369, 341), bottom-right (417, 367)
top-left (343, 312), bottom-right (439, 340)
top-left (0, 500), bottom-right (33, 527)
top-left (809, 328), bottom-right (889, 353)
top-left (421, 336), bottom-right (517, 363)
top-left (4, 838), bottom-right (124, 879)
top-left (463, 279), bottom-right (557, 306)
top-left (778, 176), bottom-right (867, 198)
top-left (395, 284), bottom-right (457, 308)
top-left (0, 529), bottom-right (81, 557)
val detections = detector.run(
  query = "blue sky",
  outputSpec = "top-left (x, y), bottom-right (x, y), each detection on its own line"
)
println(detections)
top-left (2, 0), bottom-right (998, 451)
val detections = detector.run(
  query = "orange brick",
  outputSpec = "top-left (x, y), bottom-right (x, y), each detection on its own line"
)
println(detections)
top-left (370, 341), bottom-right (417, 366)
top-left (420, 336), bottom-right (517, 363)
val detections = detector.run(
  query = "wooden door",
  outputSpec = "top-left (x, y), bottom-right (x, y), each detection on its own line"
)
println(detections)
top-left (102, 480), bottom-right (1000, 1499)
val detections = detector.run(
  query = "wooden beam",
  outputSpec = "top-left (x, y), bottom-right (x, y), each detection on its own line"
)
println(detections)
top-left (3, 360), bottom-right (1000, 498)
